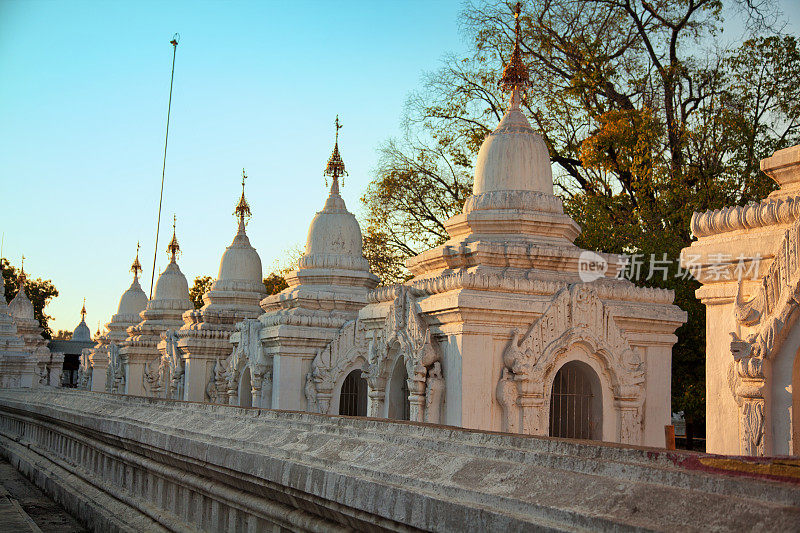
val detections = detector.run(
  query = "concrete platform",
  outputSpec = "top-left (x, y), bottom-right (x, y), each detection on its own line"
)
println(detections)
top-left (0, 388), bottom-right (798, 532)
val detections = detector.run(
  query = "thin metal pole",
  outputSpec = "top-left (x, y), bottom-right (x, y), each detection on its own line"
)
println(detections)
top-left (149, 34), bottom-right (180, 299)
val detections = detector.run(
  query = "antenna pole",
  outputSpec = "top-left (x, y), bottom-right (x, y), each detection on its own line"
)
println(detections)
top-left (149, 33), bottom-right (180, 299)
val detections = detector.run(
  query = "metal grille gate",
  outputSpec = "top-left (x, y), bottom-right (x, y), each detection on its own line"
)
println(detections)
top-left (339, 370), bottom-right (367, 417)
top-left (549, 363), bottom-right (594, 439)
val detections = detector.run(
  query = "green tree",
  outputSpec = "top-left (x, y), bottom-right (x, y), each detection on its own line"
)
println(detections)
top-left (52, 329), bottom-right (72, 340)
top-left (1, 258), bottom-right (59, 339)
top-left (189, 275), bottom-right (213, 310)
top-left (361, 0), bottom-right (800, 428)
top-left (263, 273), bottom-right (288, 295)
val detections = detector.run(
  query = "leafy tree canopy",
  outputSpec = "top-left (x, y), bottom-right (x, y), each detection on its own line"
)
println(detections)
top-left (190, 273), bottom-right (289, 307)
top-left (52, 329), bottom-right (72, 340)
top-left (263, 273), bottom-right (288, 295)
top-left (189, 275), bottom-right (213, 310)
top-left (360, 0), bottom-right (800, 423)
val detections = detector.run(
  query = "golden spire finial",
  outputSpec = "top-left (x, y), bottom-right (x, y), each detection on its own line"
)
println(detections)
top-left (131, 241), bottom-right (143, 277)
top-left (499, 2), bottom-right (530, 107)
top-left (323, 115), bottom-right (347, 190)
top-left (167, 214), bottom-right (180, 262)
top-left (18, 254), bottom-right (26, 287)
top-left (234, 168), bottom-right (252, 231)
top-left (81, 298), bottom-right (87, 321)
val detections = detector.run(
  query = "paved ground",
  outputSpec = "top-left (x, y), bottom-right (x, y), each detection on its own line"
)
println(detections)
top-left (0, 459), bottom-right (85, 532)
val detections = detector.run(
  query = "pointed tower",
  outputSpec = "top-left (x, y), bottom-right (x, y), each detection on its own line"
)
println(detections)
top-left (121, 217), bottom-right (192, 397)
top-left (71, 299), bottom-right (91, 342)
top-left (357, 3), bottom-right (686, 446)
top-left (8, 261), bottom-right (63, 386)
top-left (162, 171), bottom-right (268, 402)
top-left (82, 244), bottom-right (149, 392)
top-left (0, 272), bottom-right (38, 388)
top-left (225, 117), bottom-right (379, 409)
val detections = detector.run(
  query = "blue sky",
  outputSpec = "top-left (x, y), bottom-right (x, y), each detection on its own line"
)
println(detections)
top-left (0, 0), bottom-right (468, 333)
top-left (1, 0), bottom-right (798, 334)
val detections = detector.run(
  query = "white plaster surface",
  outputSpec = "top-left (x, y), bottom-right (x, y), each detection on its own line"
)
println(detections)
top-left (683, 143), bottom-right (800, 455)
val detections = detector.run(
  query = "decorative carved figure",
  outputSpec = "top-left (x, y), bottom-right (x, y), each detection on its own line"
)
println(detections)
top-left (78, 348), bottom-right (92, 389)
top-left (424, 361), bottom-right (445, 424)
top-left (496, 368), bottom-right (519, 433)
top-left (305, 372), bottom-right (318, 412)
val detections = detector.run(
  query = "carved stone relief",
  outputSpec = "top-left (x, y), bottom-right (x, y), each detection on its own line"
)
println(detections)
top-left (497, 283), bottom-right (645, 442)
top-left (728, 216), bottom-right (800, 455)
top-left (214, 318), bottom-right (266, 406)
top-left (362, 286), bottom-right (443, 423)
top-left (305, 319), bottom-right (369, 414)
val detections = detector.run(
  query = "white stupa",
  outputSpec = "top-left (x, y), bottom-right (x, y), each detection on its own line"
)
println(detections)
top-left (224, 118), bottom-right (379, 409)
top-left (357, 5), bottom-right (686, 446)
top-left (0, 276), bottom-right (37, 388)
top-left (81, 245), bottom-right (148, 392)
top-left (8, 263), bottom-right (63, 387)
top-left (121, 218), bottom-right (192, 397)
top-left (161, 172), bottom-right (267, 401)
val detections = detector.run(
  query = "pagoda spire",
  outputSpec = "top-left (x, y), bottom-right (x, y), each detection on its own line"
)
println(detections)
top-left (167, 215), bottom-right (180, 263)
top-left (234, 168), bottom-right (252, 233)
top-left (131, 242), bottom-right (143, 280)
top-left (81, 298), bottom-right (87, 321)
top-left (323, 115), bottom-right (347, 192)
top-left (17, 254), bottom-right (26, 290)
top-left (499, 2), bottom-right (530, 110)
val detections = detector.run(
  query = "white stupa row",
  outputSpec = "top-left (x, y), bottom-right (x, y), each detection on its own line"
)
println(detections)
top-left (77, 13), bottom-right (685, 447)
top-left (80, 173), bottom-right (267, 399)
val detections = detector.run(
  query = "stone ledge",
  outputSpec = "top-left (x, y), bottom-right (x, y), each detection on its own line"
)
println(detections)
top-left (0, 389), bottom-right (799, 532)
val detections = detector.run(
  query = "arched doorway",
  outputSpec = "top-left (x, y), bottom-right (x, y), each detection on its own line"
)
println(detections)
top-left (339, 369), bottom-right (368, 416)
top-left (239, 366), bottom-right (252, 408)
top-left (387, 355), bottom-right (410, 420)
top-left (549, 360), bottom-right (602, 440)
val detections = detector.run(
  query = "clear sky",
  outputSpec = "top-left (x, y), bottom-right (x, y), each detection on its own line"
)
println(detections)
top-left (1, 0), bottom-right (798, 334)
top-left (0, 0), bottom-right (469, 334)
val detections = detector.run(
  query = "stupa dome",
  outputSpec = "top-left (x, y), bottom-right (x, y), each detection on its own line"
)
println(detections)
top-left (218, 233), bottom-right (263, 282)
top-left (9, 286), bottom-right (34, 321)
top-left (71, 299), bottom-right (91, 341)
top-left (152, 218), bottom-right (191, 304)
top-left (473, 2), bottom-right (553, 197)
top-left (472, 104), bottom-right (553, 196)
top-left (72, 319), bottom-right (91, 342)
top-left (154, 261), bottom-right (190, 301)
top-left (305, 188), bottom-right (363, 257)
top-left (219, 176), bottom-right (263, 283)
top-left (117, 276), bottom-right (147, 316)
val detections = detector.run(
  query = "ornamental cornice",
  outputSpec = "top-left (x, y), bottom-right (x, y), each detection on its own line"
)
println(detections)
top-left (298, 253), bottom-right (372, 272)
top-left (173, 328), bottom-right (235, 341)
top-left (181, 306), bottom-right (261, 328)
top-left (109, 313), bottom-right (143, 328)
top-left (367, 284), bottom-right (426, 304)
top-left (259, 309), bottom-right (350, 330)
top-left (390, 270), bottom-right (675, 305)
top-left (145, 299), bottom-right (194, 312)
top-left (462, 190), bottom-right (564, 215)
top-left (209, 278), bottom-right (267, 295)
top-left (690, 195), bottom-right (800, 239)
top-left (408, 239), bottom-right (622, 276)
